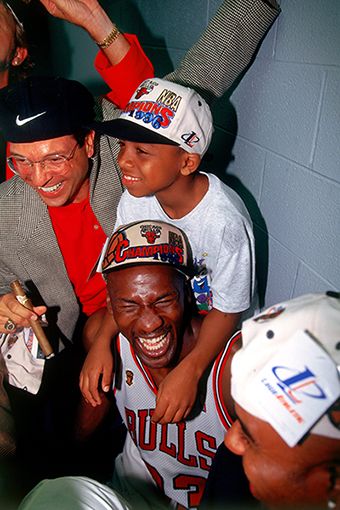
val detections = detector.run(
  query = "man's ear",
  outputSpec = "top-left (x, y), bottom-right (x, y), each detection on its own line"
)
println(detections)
top-left (85, 130), bottom-right (96, 158)
top-left (11, 47), bottom-right (28, 66)
top-left (180, 153), bottom-right (201, 176)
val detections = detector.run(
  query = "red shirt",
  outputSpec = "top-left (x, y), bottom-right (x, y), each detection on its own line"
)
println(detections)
top-left (49, 197), bottom-right (107, 316)
top-left (6, 33), bottom-right (154, 316)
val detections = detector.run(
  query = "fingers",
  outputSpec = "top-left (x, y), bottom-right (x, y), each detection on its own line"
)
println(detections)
top-left (0, 294), bottom-right (40, 333)
top-left (0, 317), bottom-right (17, 334)
top-left (0, 293), bottom-right (35, 319)
top-left (152, 400), bottom-right (192, 424)
top-left (151, 367), bottom-right (198, 424)
top-left (79, 356), bottom-right (114, 406)
top-left (101, 364), bottom-right (113, 393)
top-left (79, 368), bottom-right (102, 407)
top-left (0, 295), bottom-right (47, 333)
top-left (33, 306), bottom-right (48, 317)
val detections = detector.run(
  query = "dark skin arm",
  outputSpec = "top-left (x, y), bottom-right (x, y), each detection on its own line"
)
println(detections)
top-left (152, 309), bottom-right (241, 423)
top-left (80, 305), bottom-right (118, 406)
top-left (76, 306), bottom-right (117, 440)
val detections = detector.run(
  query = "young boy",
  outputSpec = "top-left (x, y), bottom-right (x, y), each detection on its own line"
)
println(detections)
top-left (83, 78), bottom-right (255, 423)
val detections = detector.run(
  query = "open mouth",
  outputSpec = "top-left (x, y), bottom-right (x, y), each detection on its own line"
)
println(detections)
top-left (37, 182), bottom-right (63, 193)
top-left (136, 331), bottom-right (171, 358)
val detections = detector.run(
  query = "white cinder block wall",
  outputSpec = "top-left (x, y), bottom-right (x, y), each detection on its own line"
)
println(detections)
top-left (49, 0), bottom-right (340, 308)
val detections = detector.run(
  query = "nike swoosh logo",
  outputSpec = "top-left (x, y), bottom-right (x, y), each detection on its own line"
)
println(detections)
top-left (16, 111), bottom-right (47, 126)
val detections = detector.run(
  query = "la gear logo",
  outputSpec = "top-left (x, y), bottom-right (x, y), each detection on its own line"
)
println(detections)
top-left (140, 224), bottom-right (162, 244)
top-left (260, 363), bottom-right (327, 427)
top-left (181, 131), bottom-right (200, 148)
top-left (272, 365), bottom-right (326, 404)
top-left (254, 330), bottom-right (339, 446)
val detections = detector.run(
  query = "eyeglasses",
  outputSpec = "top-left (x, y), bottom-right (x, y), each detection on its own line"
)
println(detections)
top-left (7, 142), bottom-right (79, 175)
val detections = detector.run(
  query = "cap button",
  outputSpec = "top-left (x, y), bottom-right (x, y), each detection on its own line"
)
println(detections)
top-left (326, 291), bottom-right (340, 299)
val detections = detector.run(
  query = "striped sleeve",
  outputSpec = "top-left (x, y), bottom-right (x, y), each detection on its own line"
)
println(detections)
top-left (165, 0), bottom-right (280, 104)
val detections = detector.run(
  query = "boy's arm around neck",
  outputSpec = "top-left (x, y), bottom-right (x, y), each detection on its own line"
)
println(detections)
top-left (152, 308), bottom-right (241, 424)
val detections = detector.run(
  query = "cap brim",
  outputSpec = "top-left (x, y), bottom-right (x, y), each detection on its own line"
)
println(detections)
top-left (103, 260), bottom-right (193, 280)
top-left (88, 118), bottom-right (179, 146)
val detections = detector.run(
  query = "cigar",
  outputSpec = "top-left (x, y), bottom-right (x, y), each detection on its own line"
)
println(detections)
top-left (10, 280), bottom-right (55, 359)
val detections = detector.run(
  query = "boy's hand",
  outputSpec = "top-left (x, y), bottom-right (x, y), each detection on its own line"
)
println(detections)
top-left (152, 363), bottom-right (200, 424)
top-left (79, 341), bottom-right (113, 407)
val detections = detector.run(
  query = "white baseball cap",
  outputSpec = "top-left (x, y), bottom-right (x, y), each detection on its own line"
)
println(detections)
top-left (95, 78), bottom-right (214, 156)
top-left (231, 292), bottom-right (340, 446)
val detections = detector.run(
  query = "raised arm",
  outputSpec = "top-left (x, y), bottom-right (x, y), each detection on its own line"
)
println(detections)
top-left (39, 0), bottom-right (153, 108)
top-left (165, 0), bottom-right (280, 103)
top-left (90, 0), bottom-right (280, 106)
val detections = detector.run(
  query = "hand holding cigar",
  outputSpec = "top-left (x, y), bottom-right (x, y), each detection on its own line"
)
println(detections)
top-left (10, 280), bottom-right (54, 359)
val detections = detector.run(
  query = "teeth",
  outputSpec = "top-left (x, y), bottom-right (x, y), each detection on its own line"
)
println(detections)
top-left (37, 182), bottom-right (62, 192)
top-left (139, 332), bottom-right (167, 351)
top-left (124, 175), bottom-right (140, 182)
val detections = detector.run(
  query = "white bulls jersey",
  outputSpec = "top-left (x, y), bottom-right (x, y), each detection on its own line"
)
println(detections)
top-left (113, 332), bottom-right (239, 509)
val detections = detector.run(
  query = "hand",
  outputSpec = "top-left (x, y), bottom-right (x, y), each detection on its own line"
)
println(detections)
top-left (152, 363), bottom-right (200, 424)
top-left (39, 0), bottom-right (130, 67)
top-left (39, 0), bottom-right (103, 29)
top-left (0, 292), bottom-right (46, 334)
top-left (79, 340), bottom-right (113, 407)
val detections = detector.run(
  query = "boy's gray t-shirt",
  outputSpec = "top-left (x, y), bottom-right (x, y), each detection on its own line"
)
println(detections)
top-left (115, 172), bottom-right (255, 314)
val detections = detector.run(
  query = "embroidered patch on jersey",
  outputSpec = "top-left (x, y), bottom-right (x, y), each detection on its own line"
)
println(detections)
top-left (125, 370), bottom-right (134, 386)
top-left (126, 369), bottom-right (134, 386)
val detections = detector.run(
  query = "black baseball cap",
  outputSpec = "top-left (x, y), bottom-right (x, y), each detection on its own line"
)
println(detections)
top-left (0, 75), bottom-right (100, 143)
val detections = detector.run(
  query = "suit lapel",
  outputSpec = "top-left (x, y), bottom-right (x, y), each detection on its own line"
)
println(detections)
top-left (90, 134), bottom-right (123, 236)
top-left (15, 184), bottom-right (77, 313)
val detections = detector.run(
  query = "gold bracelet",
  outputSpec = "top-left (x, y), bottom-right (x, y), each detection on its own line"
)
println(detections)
top-left (96, 24), bottom-right (121, 49)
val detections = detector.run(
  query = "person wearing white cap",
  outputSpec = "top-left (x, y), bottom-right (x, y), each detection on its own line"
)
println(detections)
top-left (81, 77), bottom-right (256, 431)
top-left (223, 291), bottom-right (340, 509)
